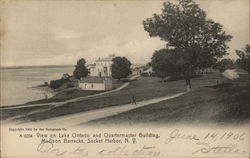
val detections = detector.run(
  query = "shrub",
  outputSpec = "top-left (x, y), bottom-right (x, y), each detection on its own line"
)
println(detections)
top-left (49, 79), bottom-right (70, 89)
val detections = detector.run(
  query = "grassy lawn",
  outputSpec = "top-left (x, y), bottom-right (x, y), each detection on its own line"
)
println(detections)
top-left (0, 105), bottom-right (52, 120)
top-left (20, 79), bottom-right (124, 105)
top-left (89, 73), bottom-right (250, 125)
top-left (24, 89), bottom-right (103, 104)
top-left (1, 76), bottom-right (186, 121)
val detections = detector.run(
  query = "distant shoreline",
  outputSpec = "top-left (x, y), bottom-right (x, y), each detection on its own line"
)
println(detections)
top-left (0, 65), bottom-right (74, 69)
top-left (0, 63), bottom-right (144, 69)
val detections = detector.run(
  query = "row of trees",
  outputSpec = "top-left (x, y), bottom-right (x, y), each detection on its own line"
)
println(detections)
top-left (150, 47), bottom-right (249, 79)
top-left (143, 0), bottom-right (238, 90)
top-left (73, 57), bottom-right (132, 80)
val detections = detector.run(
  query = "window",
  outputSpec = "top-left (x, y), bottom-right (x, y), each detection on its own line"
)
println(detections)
top-left (91, 84), bottom-right (94, 88)
top-left (104, 67), bottom-right (107, 74)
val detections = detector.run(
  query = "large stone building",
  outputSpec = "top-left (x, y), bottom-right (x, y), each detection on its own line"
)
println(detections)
top-left (87, 55), bottom-right (115, 77)
top-left (80, 55), bottom-right (115, 91)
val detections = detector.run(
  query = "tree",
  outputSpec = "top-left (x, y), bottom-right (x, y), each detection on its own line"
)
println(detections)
top-left (151, 49), bottom-right (182, 81)
top-left (73, 58), bottom-right (89, 79)
top-left (236, 44), bottom-right (250, 73)
top-left (215, 58), bottom-right (235, 72)
top-left (143, 0), bottom-right (232, 90)
top-left (111, 56), bottom-right (132, 80)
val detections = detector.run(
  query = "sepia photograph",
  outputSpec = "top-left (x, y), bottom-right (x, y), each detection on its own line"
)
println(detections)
top-left (0, 0), bottom-right (249, 157)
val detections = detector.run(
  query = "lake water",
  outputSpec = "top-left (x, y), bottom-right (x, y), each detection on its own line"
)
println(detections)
top-left (1, 66), bottom-right (74, 106)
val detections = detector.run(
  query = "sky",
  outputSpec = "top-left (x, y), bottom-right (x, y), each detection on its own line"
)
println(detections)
top-left (0, 0), bottom-right (249, 66)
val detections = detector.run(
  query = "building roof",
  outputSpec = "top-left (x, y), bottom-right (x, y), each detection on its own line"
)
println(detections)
top-left (95, 57), bottom-right (113, 62)
top-left (95, 55), bottom-right (115, 62)
top-left (80, 77), bottom-right (112, 83)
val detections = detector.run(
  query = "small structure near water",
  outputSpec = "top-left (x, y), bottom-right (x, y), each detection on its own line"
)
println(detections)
top-left (79, 77), bottom-right (112, 91)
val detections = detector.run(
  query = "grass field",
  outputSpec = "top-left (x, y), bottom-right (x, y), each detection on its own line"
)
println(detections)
top-left (1, 76), bottom-right (185, 121)
top-left (25, 89), bottom-right (103, 104)
top-left (24, 79), bottom-right (123, 105)
top-left (89, 73), bottom-right (250, 125)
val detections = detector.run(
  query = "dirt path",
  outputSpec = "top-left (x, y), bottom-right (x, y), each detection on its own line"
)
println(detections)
top-left (0, 75), bottom-right (140, 110)
top-left (21, 92), bottom-right (186, 127)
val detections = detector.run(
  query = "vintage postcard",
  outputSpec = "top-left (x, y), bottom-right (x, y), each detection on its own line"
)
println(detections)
top-left (0, 0), bottom-right (249, 157)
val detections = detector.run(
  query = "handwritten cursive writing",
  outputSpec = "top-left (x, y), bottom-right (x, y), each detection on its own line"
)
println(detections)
top-left (37, 141), bottom-right (67, 156)
top-left (165, 129), bottom-right (200, 144)
top-left (192, 142), bottom-right (246, 155)
top-left (99, 145), bottom-right (161, 157)
top-left (71, 146), bottom-right (89, 156)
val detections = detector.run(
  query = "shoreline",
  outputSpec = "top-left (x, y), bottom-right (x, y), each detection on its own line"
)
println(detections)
top-left (31, 85), bottom-right (56, 99)
top-left (1, 83), bottom-right (79, 108)
top-left (0, 86), bottom-right (54, 107)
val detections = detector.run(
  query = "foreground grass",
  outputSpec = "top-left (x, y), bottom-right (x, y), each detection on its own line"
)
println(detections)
top-left (0, 105), bottom-right (51, 120)
top-left (89, 73), bottom-right (250, 125)
top-left (1, 76), bottom-right (186, 121)
top-left (25, 89), bottom-right (103, 104)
